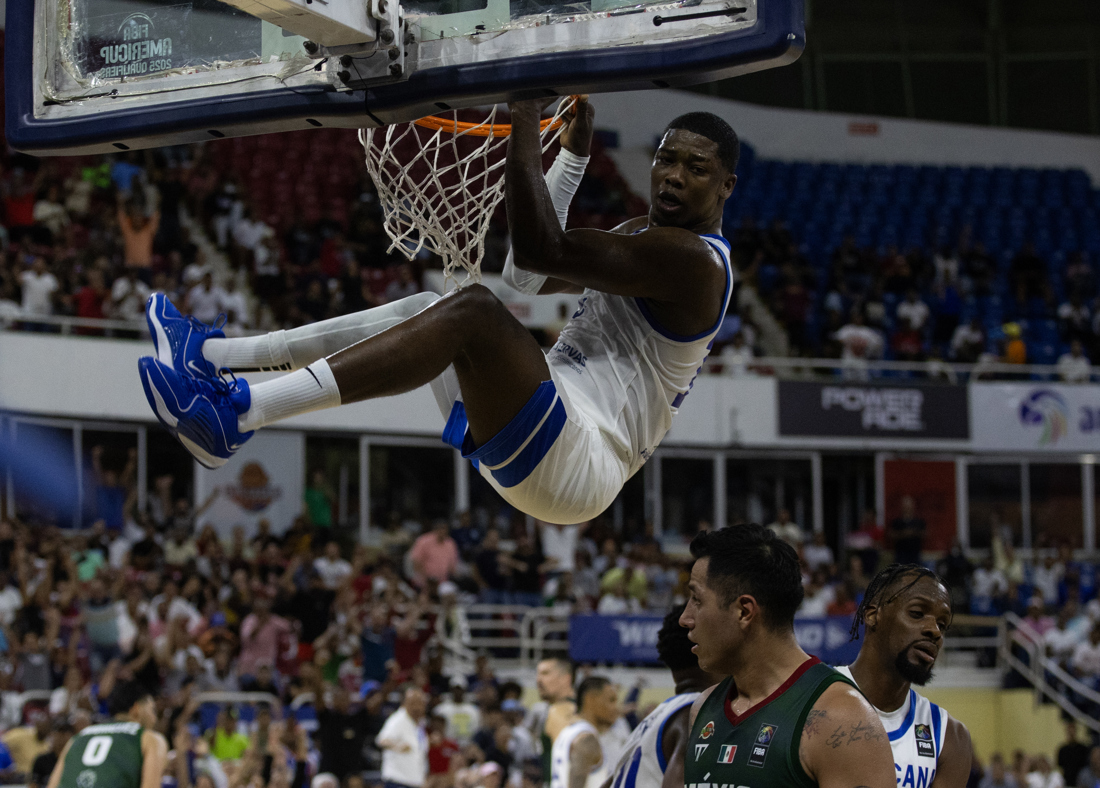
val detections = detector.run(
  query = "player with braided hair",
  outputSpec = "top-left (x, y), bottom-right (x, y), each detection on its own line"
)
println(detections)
top-left (837, 565), bottom-right (973, 788)
top-left (600, 604), bottom-right (721, 788)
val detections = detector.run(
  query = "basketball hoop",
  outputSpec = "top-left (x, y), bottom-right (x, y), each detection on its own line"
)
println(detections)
top-left (359, 97), bottom-right (577, 291)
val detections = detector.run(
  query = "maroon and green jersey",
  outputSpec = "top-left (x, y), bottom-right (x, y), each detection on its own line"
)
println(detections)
top-left (685, 657), bottom-right (852, 788)
top-left (58, 721), bottom-right (144, 788)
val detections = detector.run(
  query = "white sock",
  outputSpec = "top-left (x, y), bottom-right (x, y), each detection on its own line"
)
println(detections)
top-left (204, 292), bottom-right (441, 372)
top-left (203, 331), bottom-right (293, 372)
top-left (238, 359), bottom-right (342, 432)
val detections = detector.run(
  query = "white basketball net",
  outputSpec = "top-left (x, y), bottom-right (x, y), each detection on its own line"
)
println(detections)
top-left (359, 98), bottom-right (576, 291)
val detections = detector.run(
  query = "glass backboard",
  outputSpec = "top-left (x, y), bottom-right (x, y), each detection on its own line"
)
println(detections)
top-left (6, 0), bottom-right (804, 155)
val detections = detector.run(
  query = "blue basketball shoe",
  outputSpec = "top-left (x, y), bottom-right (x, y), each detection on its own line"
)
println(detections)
top-left (138, 357), bottom-right (253, 469)
top-left (146, 292), bottom-right (224, 380)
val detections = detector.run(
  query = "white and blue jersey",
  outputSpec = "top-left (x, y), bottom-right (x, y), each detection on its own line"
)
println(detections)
top-left (441, 233), bottom-right (734, 523)
top-left (607, 692), bottom-right (699, 788)
top-left (836, 666), bottom-right (949, 788)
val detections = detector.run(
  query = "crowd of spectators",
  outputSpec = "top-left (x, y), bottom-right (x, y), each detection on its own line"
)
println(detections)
top-left (2, 130), bottom-right (1096, 383)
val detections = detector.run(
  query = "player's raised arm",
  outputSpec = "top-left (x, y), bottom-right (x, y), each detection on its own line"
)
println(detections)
top-left (140, 730), bottom-right (169, 788)
top-left (505, 100), bottom-right (732, 310)
top-left (799, 684), bottom-right (897, 788)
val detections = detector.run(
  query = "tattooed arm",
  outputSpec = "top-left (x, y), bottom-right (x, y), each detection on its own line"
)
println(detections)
top-left (929, 716), bottom-right (973, 788)
top-left (799, 683), bottom-right (896, 788)
top-left (569, 732), bottom-right (603, 788)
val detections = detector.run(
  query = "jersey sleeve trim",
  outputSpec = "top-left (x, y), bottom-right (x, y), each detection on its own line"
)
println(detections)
top-left (631, 235), bottom-right (733, 344)
top-left (930, 702), bottom-right (944, 762)
top-left (654, 695), bottom-right (695, 773)
top-left (887, 690), bottom-right (918, 742)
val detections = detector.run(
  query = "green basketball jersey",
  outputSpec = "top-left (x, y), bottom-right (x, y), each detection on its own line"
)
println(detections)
top-left (59, 721), bottom-right (144, 788)
top-left (685, 658), bottom-right (852, 788)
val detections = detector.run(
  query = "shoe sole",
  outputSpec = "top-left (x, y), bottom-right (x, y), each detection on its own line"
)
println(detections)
top-left (138, 358), bottom-right (228, 470)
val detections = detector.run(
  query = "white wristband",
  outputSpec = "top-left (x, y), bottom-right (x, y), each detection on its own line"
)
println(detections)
top-left (503, 149), bottom-right (590, 295)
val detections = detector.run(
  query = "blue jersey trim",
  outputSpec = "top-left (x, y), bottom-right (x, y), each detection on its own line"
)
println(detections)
top-left (632, 234), bottom-right (733, 343)
top-left (447, 380), bottom-right (565, 488)
top-left (622, 748), bottom-right (643, 788)
top-left (887, 690), bottom-right (917, 742)
top-left (930, 702), bottom-right (943, 762)
top-left (441, 401), bottom-right (479, 471)
top-left (487, 397), bottom-right (567, 488)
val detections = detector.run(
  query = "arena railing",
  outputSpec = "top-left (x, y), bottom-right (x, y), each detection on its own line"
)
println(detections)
top-left (441, 605), bottom-right (999, 670)
top-left (999, 612), bottom-right (1100, 735)
top-left (3, 315), bottom-right (1094, 382)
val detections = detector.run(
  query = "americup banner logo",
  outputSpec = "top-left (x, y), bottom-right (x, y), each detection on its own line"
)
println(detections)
top-left (1018, 389), bottom-right (1069, 446)
top-left (972, 384), bottom-right (1100, 452)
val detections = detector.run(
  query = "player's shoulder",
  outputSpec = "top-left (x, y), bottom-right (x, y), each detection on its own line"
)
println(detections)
top-left (141, 729), bottom-right (168, 754)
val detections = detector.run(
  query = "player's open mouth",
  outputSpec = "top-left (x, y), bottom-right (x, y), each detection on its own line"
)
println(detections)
top-left (655, 192), bottom-right (682, 212)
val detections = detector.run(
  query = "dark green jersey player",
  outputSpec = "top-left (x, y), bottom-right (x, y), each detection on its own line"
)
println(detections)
top-left (677, 525), bottom-right (896, 788)
top-left (48, 682), bottom-right (167, 788)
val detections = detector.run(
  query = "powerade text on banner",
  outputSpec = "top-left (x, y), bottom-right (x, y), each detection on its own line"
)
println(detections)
top-left (568, 615), bottom-right (859, 665)
top-left (971, 383), bottom-right (1100, 452)
top-left (778, 381), bottom-right (969, 439)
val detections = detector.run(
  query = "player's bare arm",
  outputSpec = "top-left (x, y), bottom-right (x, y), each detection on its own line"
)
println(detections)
top-left (929, 716), bottom-right (972, 788)
top-left (505, 100), bottom-right (729, 335)
top-left (569, 732), bottom-right (603, 788)
top-left (527, 96), bottom-right (595, 296)
top-left (140, 730), bottom-right (169, 788)
top-left (799, 683), bottom-right (896, 788)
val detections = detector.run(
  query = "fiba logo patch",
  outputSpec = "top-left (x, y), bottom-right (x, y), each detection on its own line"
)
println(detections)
top-left (914, 723), bottom-right (934, 757)
top-left (77, 769), bottom-right (97, 788)
top-left (748, 723), bottom-right (777, 767)
top-left (1018, 389), bottom-right (1069, 445)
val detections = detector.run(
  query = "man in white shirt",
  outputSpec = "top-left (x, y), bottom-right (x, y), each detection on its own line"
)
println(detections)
top-left (377, 687), bottom-right (428, 788)
top-left (186, 272), bottom-right (227, 325)
top-left (896, 289), bottom-right (930, 332)
top-left (802, 531), bottom-right (834, 572)
top-left (219, 278), bottom-right (251, 330)
top-left (0, 571), bottom-right (23, 627)
top-left (433, 676), bottom-right (481, 746)
top-left (111, 270), bottom-right (151, 322)
top-left (19, 257), bottom-right (59, 317)
top-left (1071, 625), bottom-right (1100, 683)
top-left (765, 508), bottom-right (803, 548)
top-left (313, 541), bottom-right (353, 590)
top-left (1057, 340), bottom-right (1092, 383)
top-left (950, 317), bottom-right (985, 362)
top-left (540, 521), bottom-right (582, 574)
top-left (835, 310), bottom-right (884, 360)
top-left (1044, 607), bottom-right (1083, 664)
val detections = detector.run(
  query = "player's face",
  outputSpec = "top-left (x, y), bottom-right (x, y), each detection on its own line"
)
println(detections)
top-left (680, 558), bottom-right (740, 674)
top-left (650, 130), bottom-right (735, 230)
top-left (593, 685), bottom-right (620, 726)
top-left (878, 576), bottom-right (952, 686)
top-left (536, 661), bottom-right (569, 701)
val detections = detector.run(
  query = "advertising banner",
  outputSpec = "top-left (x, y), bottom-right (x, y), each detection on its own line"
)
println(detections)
top-left (778, 382), bottom-right (969, 440)
top-left (194, 430), bottom-right (304, 540)
top-left (971, 384), bottom-right (1100, 452)
top-left (568, 615), bottom-right (859, 665)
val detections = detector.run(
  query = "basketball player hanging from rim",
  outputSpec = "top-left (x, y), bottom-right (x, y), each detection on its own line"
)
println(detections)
top-left (138, 96), bottom-right (737, 523)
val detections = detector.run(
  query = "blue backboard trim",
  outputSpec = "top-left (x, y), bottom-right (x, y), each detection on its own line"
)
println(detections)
top-left (6, 0), bottom-right (804, 154)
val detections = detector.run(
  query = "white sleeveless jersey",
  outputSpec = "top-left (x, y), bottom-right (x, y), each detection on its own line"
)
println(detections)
top-left (551, 720), bottom-right (607, 788)
top-left (547, 234), bottom-right (733, 479)
top-left (835, 666), bottom-right (948, 788)
top-left (607, 692), bottom-right (698, 788)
